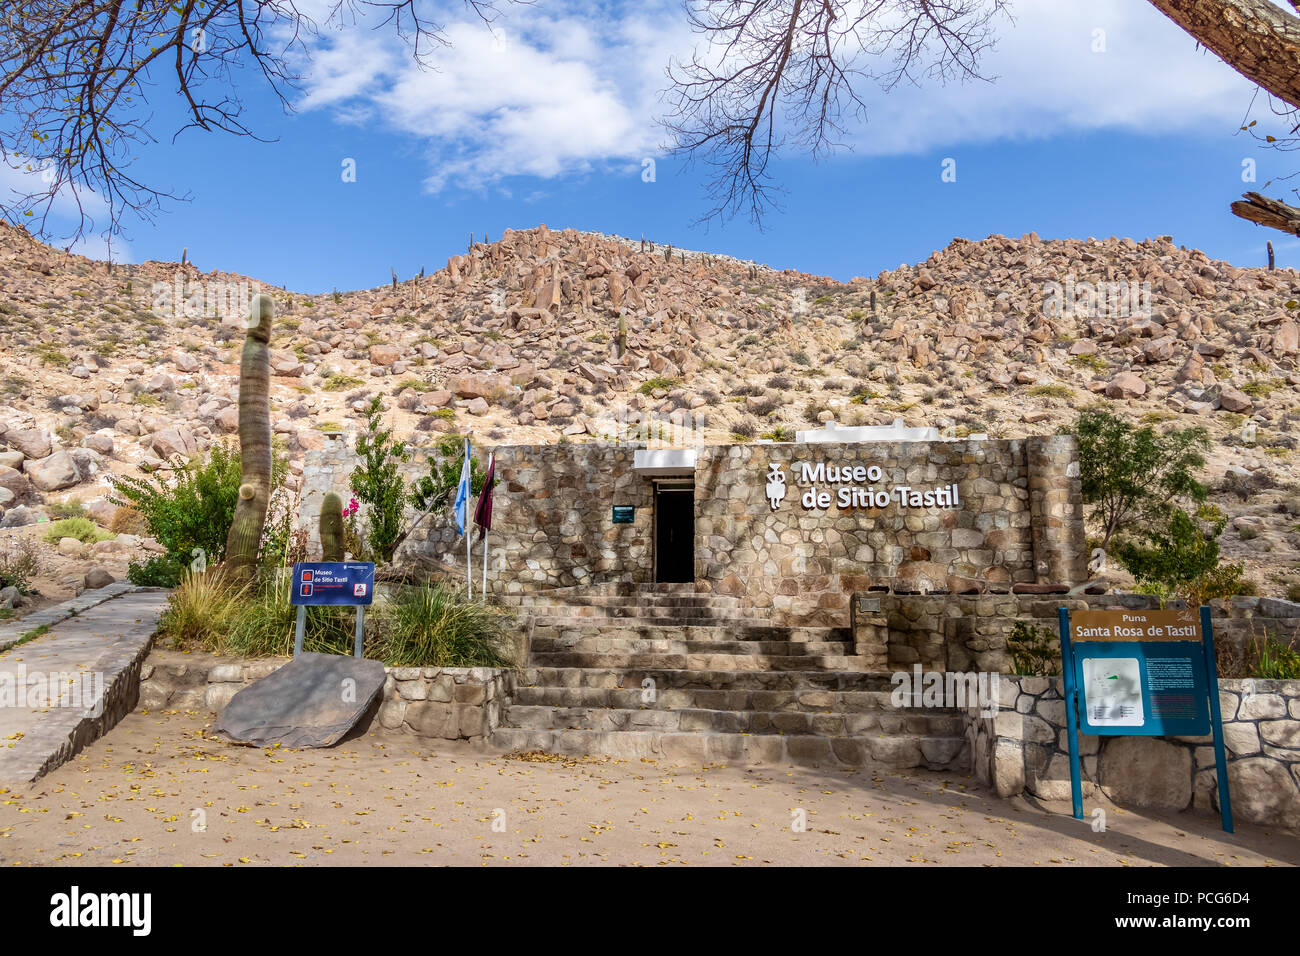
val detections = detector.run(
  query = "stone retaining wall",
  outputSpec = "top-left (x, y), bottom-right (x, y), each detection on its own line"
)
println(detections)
top-left (965, 676), bottom-right (1300, 829)
top-left (851, 591), bottom-right (1300, 675)
top-left (140, 649), bottom-right (515, 744)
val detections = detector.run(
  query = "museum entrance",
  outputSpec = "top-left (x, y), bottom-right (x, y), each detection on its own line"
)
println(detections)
top-left (654, 482), bottom-right (695, 583)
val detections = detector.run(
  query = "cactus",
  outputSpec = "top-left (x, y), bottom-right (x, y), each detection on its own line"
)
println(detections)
top-left (664, 243), bottom-right (673, 263)
top-left (617, 312), bottom-right (627, 358)
top-left (224, 293), bottom-right (274, 581)
top-left (181, 247), bottom-right (187, 268)
top-left (391, 267), bottom-right (397, 291)
top-left (320, 492), bottom-right (345, 561)
top-left (870, 289), bottom-right (878, 316)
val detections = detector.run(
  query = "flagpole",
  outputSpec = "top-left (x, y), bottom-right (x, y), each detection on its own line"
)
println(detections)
top-left (466, 530), bottom-right (473, 600)
top-left (481, 528), bottom-right (488, 596)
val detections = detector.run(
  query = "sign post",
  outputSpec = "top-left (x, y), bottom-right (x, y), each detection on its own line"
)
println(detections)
top-left (291, 562), bottom-right (376, 659)
top-left (1058, 606), bottom-right (1233, 833)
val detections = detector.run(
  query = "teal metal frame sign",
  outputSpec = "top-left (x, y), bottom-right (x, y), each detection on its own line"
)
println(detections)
top-left (612, 505), bottom-right (635, 524)
top-left (1057, 606), bottom-right (1233, 833)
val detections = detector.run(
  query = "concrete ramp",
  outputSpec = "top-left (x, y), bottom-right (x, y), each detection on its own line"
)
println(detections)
top-left (213, 652), bottom-right (386, 748)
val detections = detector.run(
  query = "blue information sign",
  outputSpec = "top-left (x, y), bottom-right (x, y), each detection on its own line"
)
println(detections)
top-left (291, 562), bottom-right (375, 607)
top-left (1058, 606), bottom-right (1232, 832)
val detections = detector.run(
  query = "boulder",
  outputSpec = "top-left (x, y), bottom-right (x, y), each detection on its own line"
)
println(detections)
top-left (26, 451), bottom-right (82, 491)
top-left (4, 428), bottom-right (52, 460)
top-left (1273, 320), bottom-right (1299, 356)
top-left (0, 505), bottom-right (42, 528)
top-left (448, 373), bottom-right (510, 399)
top-left (0, 466), bottom-right (29, 501)
top-left (1105, 372), bottom-right (1146, 399)
top-left (171, 351), bottom-right (201, 373)
top-left (213, 652), bottom-right (387, 748)
top-left (214, 407), bottom-right (240, 433)
top-left (369, 344), bottom-right (402, 366)
top-left (81, 433), bottom-right (114, 456)
top-left (84, 568), bottom-right (116, 589)
top-left (1216, 385), bottom-right (1253, 414)
top-left (150, 426), bottom-right (200, 459)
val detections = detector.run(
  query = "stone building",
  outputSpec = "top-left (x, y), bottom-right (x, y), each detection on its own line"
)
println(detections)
top-left (474, 435), bottom-right (1086, 624)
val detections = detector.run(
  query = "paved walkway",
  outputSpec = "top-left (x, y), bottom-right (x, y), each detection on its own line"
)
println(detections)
top-left (0, 588), bottom-right (167, 783)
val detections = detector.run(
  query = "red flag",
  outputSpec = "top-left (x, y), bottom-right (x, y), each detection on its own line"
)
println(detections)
top-left (473, 452), bottom-right (495, 540)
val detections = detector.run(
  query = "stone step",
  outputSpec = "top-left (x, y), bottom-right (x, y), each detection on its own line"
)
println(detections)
top-left (526, 651), bottom-right (876, 671)
top-left (501, 704), bottom-right (963, 736)
top-left (510, 592), bottom-right (743, 609)
top-left (523, 667), bottom-right (899, 692)
top-left (522, 608), bottom-right (759, 624)
top-left (513, 684), bottom-right (910, 712)
top-left (490, 726), bottom-right (969, 769)
top-left (529, 637), bottom-right (854, 656)
top-left (528, 622), bottom-right (851, 643)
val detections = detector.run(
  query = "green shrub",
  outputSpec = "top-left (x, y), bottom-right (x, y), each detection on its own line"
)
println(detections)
top-left (1073, 408), bottom-right (1209, 548)
top-left (1027, 384), bottom-right (1074, 399)
top-left (322, 373), bottom-right (365, 391)
top-left (350, 397), bottom-right (410, 562)
top-left (46, 500), bottom-right (86, 520)
top-left (1253, 635), bottom-right (1300, 680)
top-left (409, 435), bottom-right (485, 516)
top-left (1114, 507), bottom-right (1237, 603)
top-left (127, 554), bottom-right (188, 588)
top-left (42, 517), bottom-right (113, 545)
top-left (155, 574), bottom-right (513, 667)
top-left (108, 441), bottom-right (287, 570)
top-left (0, 538), bottom-right (40, 593)
top-left (638, 376), bottom-right (682, 394)
top-left (374, 583), bottom-right (513, 668)
top-left (1007, 620), bottom-right (1061, 677)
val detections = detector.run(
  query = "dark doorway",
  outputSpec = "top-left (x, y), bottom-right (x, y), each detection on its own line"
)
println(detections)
top-left (655, 485), bottom-right (695, 583)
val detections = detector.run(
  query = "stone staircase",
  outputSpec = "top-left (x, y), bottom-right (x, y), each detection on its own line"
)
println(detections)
top-left (493, 584), bottom-right (969, 770)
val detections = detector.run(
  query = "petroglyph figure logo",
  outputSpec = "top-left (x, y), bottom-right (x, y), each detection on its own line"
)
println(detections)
top-left (766, 463), bottom-right (786, 511)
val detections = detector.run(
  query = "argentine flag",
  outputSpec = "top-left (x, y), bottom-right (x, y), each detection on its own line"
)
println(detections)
top-left (454, 437), bottom-right (472, 535)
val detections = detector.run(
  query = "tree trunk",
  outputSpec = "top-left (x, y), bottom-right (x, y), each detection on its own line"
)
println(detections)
top-left (1231, 191), bottom-right (1300, 235)
top-left (1146, 0), bottom-right (1300, 109)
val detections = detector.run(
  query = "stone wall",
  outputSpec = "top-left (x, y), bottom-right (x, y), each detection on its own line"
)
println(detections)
top-left (965, 676), bottom-right (1300, 829)
top-left (300, 436), bottom-right (1086, 625)
top-left (299, 434), bottom-right (482, 577)
top-left (483, 444), bottom-right (654, 592)
top-left (851, 591), bottom-right (1300, 676)
top-left (139, 648), bottom-right (515, 745)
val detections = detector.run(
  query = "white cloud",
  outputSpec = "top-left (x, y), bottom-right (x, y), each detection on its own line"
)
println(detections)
top-left (292, 0), bottom-right (1268, 192)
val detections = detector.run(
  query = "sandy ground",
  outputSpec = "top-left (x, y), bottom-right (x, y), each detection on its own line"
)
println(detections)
top-left (0, 709), bottom-right (1295, 867)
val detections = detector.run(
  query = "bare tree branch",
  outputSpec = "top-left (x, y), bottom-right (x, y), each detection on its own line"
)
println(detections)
top-left (660, 0), bottom-right (1011, 226)
top-left (0, 0), bottom-right (510, 244)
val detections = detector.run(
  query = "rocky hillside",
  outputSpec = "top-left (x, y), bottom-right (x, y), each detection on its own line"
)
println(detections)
top-left (1, 221), bottom-right (1298, 612)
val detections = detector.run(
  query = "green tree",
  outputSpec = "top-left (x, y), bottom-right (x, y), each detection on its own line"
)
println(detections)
top-left (349, 397), bottom-right (409, 563)
top-left (1073, 409), bottom-right (1209, 547)
top-left (1115, 503), bottom-right (1250, 607)
top-left (409, 435), bottom-right (486, 515)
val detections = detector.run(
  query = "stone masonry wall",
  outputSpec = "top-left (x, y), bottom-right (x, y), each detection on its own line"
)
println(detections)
top-left (696, 438), bottom-right (1084, 624)
top-left (965, 676), bottom-right (1300, 830)
top-left (139, 649), bottom-right (514, 744)
top-left (485, 444), bottom-right (654, 592)
top-left (300, 437), bottom-right (1086, 626)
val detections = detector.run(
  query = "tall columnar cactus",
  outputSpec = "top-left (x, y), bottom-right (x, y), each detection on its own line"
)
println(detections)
top-left (617, 312), bottom-right (627, 358)
top-left (320, 492), bottom-right (345, 562)
top-left (224, 293), bottom-right (274, 580)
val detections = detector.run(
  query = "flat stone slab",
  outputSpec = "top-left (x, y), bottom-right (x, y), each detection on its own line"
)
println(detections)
top-left (213, 652), bottom-right (387, 748)
top-left (0, 587), bottom-right (167, 783)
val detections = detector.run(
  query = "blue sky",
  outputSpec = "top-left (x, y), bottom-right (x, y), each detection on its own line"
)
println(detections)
top-left (5, 0), bottom-right (1298, 291)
